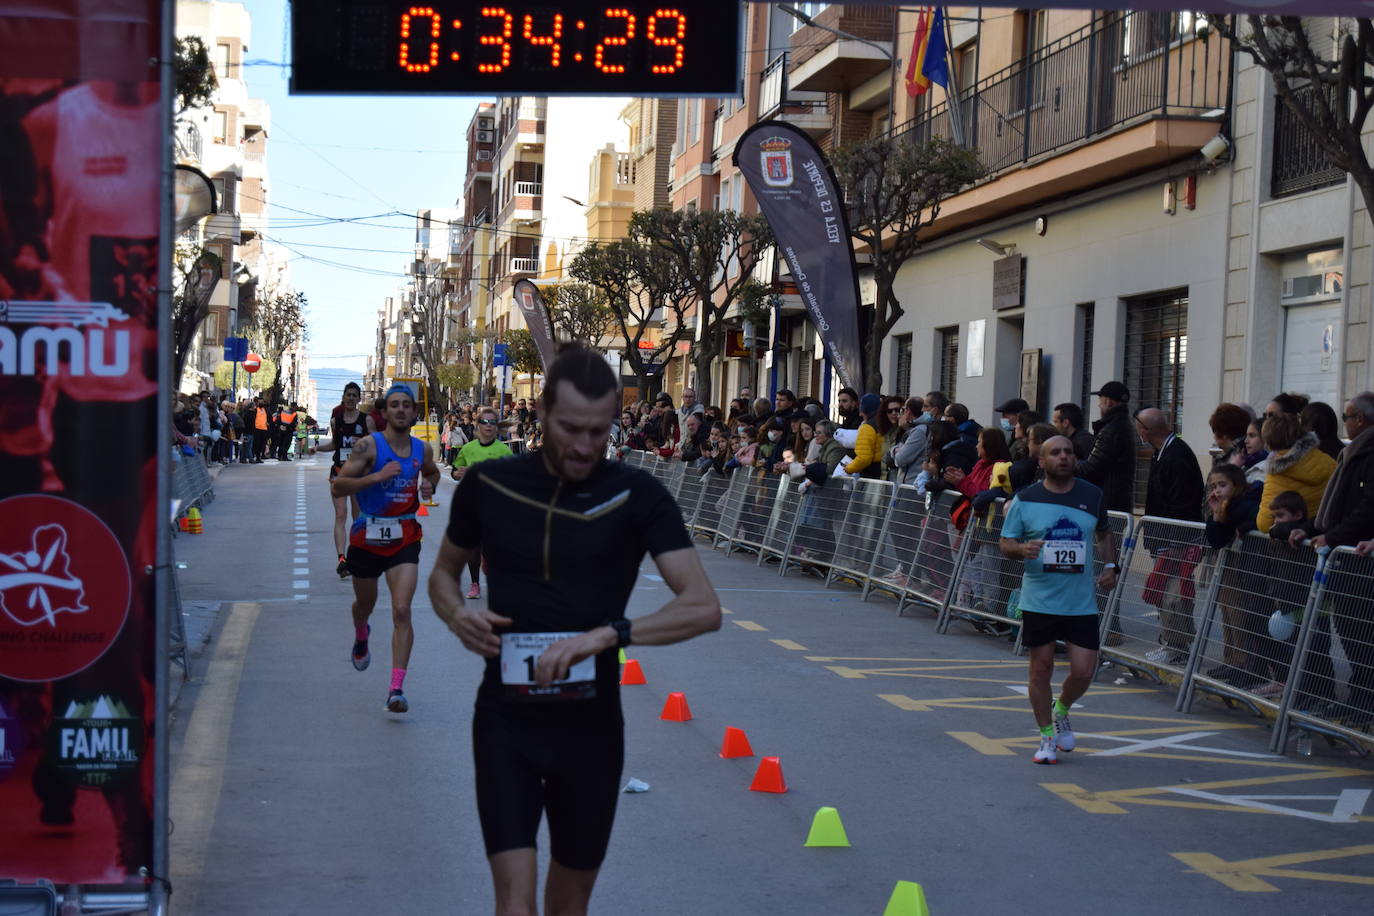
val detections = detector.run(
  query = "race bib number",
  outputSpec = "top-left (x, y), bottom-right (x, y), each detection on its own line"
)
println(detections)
top-left (1041, 538), bottom-right (1086, 574)
top-left (365, 518), bottom-right (401, 545)
top-left (500, 632), bottom-right (597, 702)
top-left (339, 446), bottom-right (352, 462)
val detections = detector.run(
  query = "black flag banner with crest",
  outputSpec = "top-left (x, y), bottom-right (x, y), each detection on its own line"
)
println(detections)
top-left (513, 278), bottom-right (558, 372)
top-left (734, 122), bottom-right (863, 391)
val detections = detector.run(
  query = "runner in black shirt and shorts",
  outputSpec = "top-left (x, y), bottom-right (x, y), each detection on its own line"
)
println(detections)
top-left (428, 347), bottom-right (721, 916)
top-left (316, 382), bottom-right (376, 578)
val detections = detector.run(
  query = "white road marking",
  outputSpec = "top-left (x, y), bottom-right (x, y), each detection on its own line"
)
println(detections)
top-left (1168, 787), bottom-right (1371, 823)
top-left (1004, 686), bottom-right (1084, 708)
top-left (292, 579), bottom-right (310, 588)
top-left (1079, 731), bottom-right (1282, 759)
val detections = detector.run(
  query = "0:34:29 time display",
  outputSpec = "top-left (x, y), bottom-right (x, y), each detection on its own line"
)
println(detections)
top-left (397, 5), bottom-right (689, 77)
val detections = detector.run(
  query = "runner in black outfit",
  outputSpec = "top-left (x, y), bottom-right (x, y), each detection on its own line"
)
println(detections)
top-left (315, 382), bottom-right (376, 577)
top-left (428, 347), bottom-right (721, 916)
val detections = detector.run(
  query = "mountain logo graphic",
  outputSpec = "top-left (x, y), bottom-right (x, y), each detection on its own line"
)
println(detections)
top-left (0, 524), bottom-right (87, 627)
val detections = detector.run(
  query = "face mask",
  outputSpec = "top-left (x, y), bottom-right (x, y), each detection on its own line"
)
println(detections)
top-left (768, 430), bottom-right (781, 441)
top-left (737, 427), bottom-right (747, 437)
top-left (1000, 418), bottom-right (1014, 433)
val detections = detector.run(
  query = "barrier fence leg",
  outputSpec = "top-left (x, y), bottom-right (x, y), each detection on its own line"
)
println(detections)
top-left (861, 502), bottom-right (898, 603)
top-left (935, 530), bottom-right (979, 635)
top-left (824, 484), bottom-right (859, 590)
top-left (1175, 549), bottom-right (1230, 713)
top-left (717, 473), bottom-right (747, 556)
top-left (896, 509), bottom-right (934, 617)
top-left (1270, 552), bottom-right (1333, 754)
top-left (777, 492), bottom-right (807, 578)
top-left (757, 476), bottom-right (788, 568)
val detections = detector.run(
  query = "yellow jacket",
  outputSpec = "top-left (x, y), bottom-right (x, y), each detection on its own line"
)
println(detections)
top-left (1257, 433), bottom-right (1335, 533)
top-left (844, 422), bottom-right (882, 477)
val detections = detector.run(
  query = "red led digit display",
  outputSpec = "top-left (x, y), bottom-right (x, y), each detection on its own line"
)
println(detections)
top-left (291, 0), bottom-right (741, 96)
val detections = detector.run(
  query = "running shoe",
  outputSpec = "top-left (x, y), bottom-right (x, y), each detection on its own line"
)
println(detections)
top-left (1053, 709), bottom-right (1076, 752)
top-left (336, 555), bottom-right (350, 579)
top-left (466, 583), bottom-right (481, 600)
top-left (1033, 733), bottom-right (1059, 765)
top-left (351, 625), bottom-right (371, 671)
top-left (385, 689), bottom-right (409, 713)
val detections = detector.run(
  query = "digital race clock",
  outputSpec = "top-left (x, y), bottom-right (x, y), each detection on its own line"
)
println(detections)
top-left (290, 1), bottom-right (743, 96)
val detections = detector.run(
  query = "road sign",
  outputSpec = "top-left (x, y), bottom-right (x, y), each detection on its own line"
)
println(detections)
top-left (243, 353), bottom-right (262, 373)
top-left (222, 336), bottom-right (249, 363)
top-left (493, 343), bottom-right (509, 367)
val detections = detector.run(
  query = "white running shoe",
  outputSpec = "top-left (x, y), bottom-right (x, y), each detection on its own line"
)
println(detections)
top-left (1033, 733), bottom-right (1059, 765)
top-left (1053, 710), bottom-right (1076, 752)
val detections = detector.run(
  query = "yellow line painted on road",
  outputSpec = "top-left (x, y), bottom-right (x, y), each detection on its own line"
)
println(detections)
top-left (732, 620), bottom-right (767, 631)
top-left (771, 639), bottom-right (807, 650)
top-left (170, 601), bottom-right (263, 916)
top-left (1174, 845), bottom-right (1374, 892)
top-left (720, 607), bottom-right (734, 615)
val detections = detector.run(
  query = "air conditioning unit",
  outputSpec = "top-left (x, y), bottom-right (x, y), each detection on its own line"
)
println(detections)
top-left (476, 150), bottom-right (492, 161)
top-left (478, 117), bottom-right (493, 129)
top-left (477, 130), bottom-right (493, 142)
top-left (1282, 273), bottom-right (1338, 300)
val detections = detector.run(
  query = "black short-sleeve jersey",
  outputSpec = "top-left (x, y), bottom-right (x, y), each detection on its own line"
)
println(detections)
top-left (446, 452), bottom-right (693, 705)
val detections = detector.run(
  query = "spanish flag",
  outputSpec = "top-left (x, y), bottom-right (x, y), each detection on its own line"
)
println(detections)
top-left (905, 7), bottom-right (950, 98)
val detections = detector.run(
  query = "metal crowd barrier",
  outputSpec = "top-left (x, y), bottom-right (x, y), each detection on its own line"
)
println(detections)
top-left (827, 479), bottom-right (892, 589)
top-left (170, 445), bottom-right (216, 520)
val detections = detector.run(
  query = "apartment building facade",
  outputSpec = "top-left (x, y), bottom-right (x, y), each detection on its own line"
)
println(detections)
top-left (174, 0), bottom-right (275, 394)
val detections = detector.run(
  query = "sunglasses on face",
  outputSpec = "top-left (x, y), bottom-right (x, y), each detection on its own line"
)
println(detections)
top-left (888, 407), bottom-right (901, 414)
top-left (477, 419), bottom-right (497, 426)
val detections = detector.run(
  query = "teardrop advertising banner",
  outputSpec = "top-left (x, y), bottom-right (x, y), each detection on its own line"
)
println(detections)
top-left (513, 278), bottom-right (558, 372)
top-left (0, 0), bottom-right (163, 889)
top-left (734, 122), bottom-right (862, 390)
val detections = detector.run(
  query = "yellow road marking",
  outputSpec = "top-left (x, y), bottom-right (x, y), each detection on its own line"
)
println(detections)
top-left (732, 620), bottom-right (767, 631)
top-left (947, 731), bottom-right (1020, 756)
top-left (170, 601), bottom-right (263, 916)
top-left (1174, 845), bottom-right (1374, 892)
top-left (720, 607), bottom-right (734, 615)
top-left (771, 639), bottom-right (807, 650)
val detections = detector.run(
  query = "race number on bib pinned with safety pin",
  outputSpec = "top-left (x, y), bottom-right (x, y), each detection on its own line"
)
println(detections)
top-left (500, 632), bottom-right (597, 702)
top-left (365, 517), bottom-right (401, 545)
top-left (1041, 538), bottom-right (1086, 574)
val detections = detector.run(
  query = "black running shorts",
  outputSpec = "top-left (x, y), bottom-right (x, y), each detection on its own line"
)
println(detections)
top-left (1020, 611), bottom-right (1101, 650)
top-left (345, 541), bottom-right (420, 579)
top-left (472, 703), bottom-right (623, 870)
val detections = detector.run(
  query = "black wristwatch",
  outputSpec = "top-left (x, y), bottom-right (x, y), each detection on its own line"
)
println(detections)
top-left (608, 618), bottom-right (632, 648)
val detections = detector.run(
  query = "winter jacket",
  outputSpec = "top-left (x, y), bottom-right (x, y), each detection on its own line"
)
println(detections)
top-left (818, 437), bottom-right (848, 477)
top-left (844, 421), bottom-right (883, 479)
top-left (1070, 427), bottom-right (1094, 461)
top-left (1075, 403), bottom-right (1136, 511)
top-left (955, 419), bottom-right (981, 448)
top-left (1256, 433), bottom-right (1335, 534)
top-left (1205, 490), bottom-right (1260, 549)
top-left (892, 416), bottom-right (933, 485)
top-left (1143, 434), bottom-right (1204, 556)
top-left (1313, 426), bottom-right (1374, 547)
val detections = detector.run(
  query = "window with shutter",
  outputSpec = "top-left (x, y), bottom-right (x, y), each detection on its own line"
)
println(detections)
top-left (938, 327), bottom-right (959, 401)
top-left (1079, 303), bottom-right (1095, 414)
top-left (1125, 290), bottom-right (1188, 508)
top-left (894, 334), bottom-right (912, 397)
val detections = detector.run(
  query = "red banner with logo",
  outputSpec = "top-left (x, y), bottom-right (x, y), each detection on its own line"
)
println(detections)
top-left (0, 0), bottom-right (163, 888)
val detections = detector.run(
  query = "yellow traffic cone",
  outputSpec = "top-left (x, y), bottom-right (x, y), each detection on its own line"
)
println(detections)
top-left (882, 881), bottom-right (930, 916)
top-left (187, 507), bottom-right (203, 535)
top-left (803, 807), bottom-right (850, 847)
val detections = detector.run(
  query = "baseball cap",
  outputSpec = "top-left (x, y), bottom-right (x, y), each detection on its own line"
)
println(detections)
top-left (994, 397), bottom-right (1030, 414)
top-left (1089, 381), bottom-right (1130, 401)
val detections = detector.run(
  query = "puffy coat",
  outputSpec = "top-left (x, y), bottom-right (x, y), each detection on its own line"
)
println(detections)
top-left (1075, 403), bottom-right (1136, 511)
top-left (1256, 433), bottom-right (1335, 534)
top-left (844, 421), bottom-right (883, 479)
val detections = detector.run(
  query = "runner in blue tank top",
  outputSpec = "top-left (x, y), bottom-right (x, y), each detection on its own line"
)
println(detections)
top-left (332, 382), bottom-right (441, 712)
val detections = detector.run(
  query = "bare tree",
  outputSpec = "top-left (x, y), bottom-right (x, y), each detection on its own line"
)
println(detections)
top-left (831, 135), bottom-right (984, 393)
top-left (568, 239), bottom-right (694, 398)
top-left (545, 282), bottom-right (616, 349)
top-left (1214, 15), bottom-right (1374, 218)
top-left (406, 271), bottom-right (453, 413)
top-left (450, 325), bottom-right (502, 404)
top-left (630, 209), bottom-right (774, 406)
top-left (248, 287), bottom-right (307, 407)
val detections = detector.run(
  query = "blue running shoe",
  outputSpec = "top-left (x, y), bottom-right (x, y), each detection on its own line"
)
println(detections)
top-left (351, 625), bottom-right (371, 671)
top-left (385, 689), bottom-right (408, 713)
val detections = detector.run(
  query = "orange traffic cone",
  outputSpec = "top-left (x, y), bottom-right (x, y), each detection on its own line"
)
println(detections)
top-left (749, 756), bottom-right (787, 793)
top-left (659, 692), bottom-right (692, 722)
top-left (178, 516), bottom-right (190, 532)
top-left (620, 659), bottom-right (646, 685)
top-left (719, 727), bottom-right (754, 759)
top-left (417, 504), bottom-right (429, 517)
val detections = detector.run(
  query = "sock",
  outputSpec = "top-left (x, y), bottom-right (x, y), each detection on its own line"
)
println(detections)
top-left (1053, 698), bottom-right (1068, 718)
top-left (355, 624), bottom-right (369, 643)
top-left (390, 668), bottom-right (406, 692)
top-left (1039, 724), bottom-right (1054, 738)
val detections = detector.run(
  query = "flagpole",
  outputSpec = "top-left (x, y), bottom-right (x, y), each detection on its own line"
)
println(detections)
top-left (942, 9), bottom-right (967, 147)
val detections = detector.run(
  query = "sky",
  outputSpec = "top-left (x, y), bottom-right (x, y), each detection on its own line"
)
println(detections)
top-left (240, 0), bottom-right (481, 378)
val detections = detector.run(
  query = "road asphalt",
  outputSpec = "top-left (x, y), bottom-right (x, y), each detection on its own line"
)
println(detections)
top-left (168, 454), bottom-right (1374, 915)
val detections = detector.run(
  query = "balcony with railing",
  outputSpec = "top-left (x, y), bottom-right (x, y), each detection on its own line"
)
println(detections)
top-left (514, 181), bottom-right (543, 197)
top-left (890, 10), bottom-right (1230, 234)
top-left (759, 53), bottom-right (829, 137)
top-left (510, 257), bottom-right (539, 274)
top-left (1271, 84), bottom-right (1346, 197)
top-left (789, 4), bottom-right (894, 94)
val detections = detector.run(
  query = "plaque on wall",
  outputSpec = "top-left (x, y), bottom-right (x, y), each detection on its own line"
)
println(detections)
top-left (993, 255), bottom-right (1025, 311)
top-left (1020, 348), bottom-right (1043, 412)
